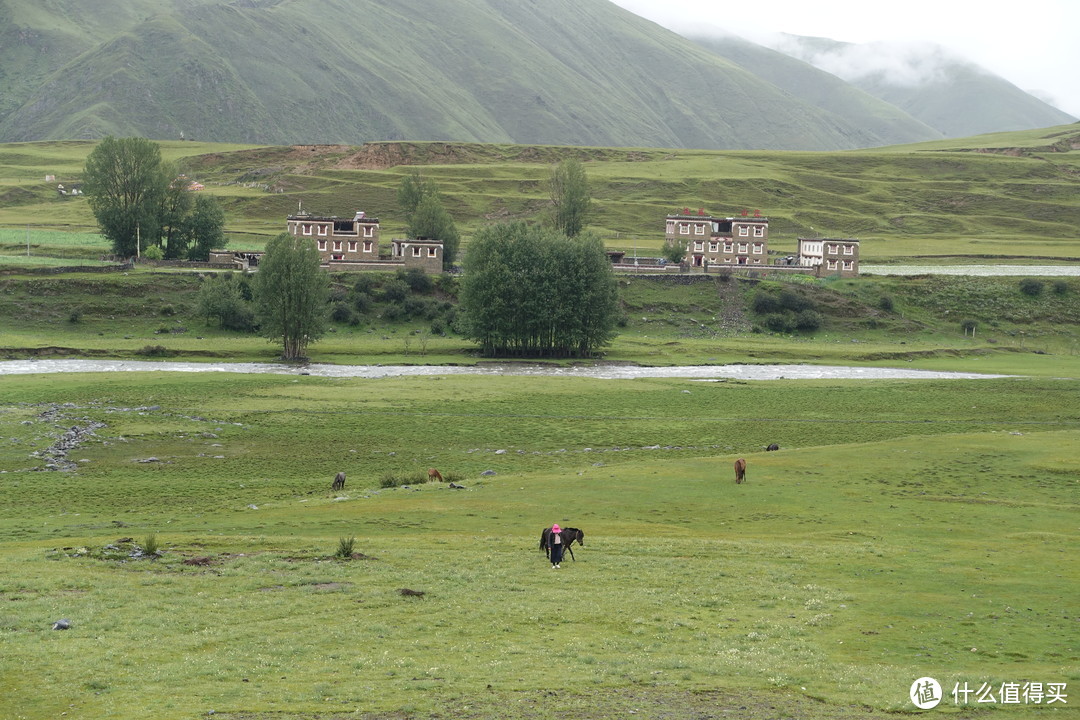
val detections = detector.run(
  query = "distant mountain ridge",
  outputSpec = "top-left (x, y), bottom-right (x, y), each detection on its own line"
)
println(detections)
top-left (0, 0), bottom-right (1071, 149)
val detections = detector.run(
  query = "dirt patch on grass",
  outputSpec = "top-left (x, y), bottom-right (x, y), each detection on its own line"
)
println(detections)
top-left (207, 686), bottom-right (980, 719)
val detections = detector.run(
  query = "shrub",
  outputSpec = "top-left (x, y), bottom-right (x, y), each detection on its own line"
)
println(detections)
top-left (136, 344), bottom-right (172, 357)
top-left (68, 310), bottom-right (82, 324)
top-left (142, 245), bottom-right (164, 261)
top-left (1019, 278), bottom-right (1044, 297)
top-left (142, 533), bottom-right (159, 557)
top-left (398, 268), bottom-right (434, 294)
top-left (329, 286), bottom-right (348, 303)
top-left (878, 295), bottom-right (894, 312)
top-left (353, 274), bottom-right (378, 294)
top-left (795, 309), bottom-right (823, 331)
top-left (962, 319), bottom-right (978, 334)
top-left (160, 304), bottom-right (176, 316)
top-left (764, 311), bottom-right (797, 333)
top-left (331, 302), bottom-right (355, 323)
top-left (334, 536), bottom-right (356, 560)
top-left (752, 291), bottom-right (779, 314)
top-left (430, 318), bottom-right (445, 336)
top-left (381, 278), bottom-right (410, 303)
top-left (353, 292), bottom-right (373, 314)
top-left (1052, 280), bottom-right (1069, 296)
top-left (778, 289), bottom-right (810, 312)
top-left (381, 304), bottom-right (405, 322)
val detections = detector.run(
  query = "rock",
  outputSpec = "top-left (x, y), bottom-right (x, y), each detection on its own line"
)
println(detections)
top-left (52, 619), bottom-right (71, 630)
top-left (480, 470), bottom-right (496, 476)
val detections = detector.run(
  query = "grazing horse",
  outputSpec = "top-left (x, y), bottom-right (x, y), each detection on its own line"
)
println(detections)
top-left (539, 526), bottom-right (585, 561)
top-left (332, 471), bottom-right (346, 491)
top-left (766, 443), bottom-right (779, 451)
top-left (427, 468), bottom-right (444, 482)
top-left (734, 458), bottom-right (747, 484)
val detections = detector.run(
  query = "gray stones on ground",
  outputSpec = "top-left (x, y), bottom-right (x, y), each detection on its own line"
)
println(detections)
top-left (52, 619), bottom-right (71, 630)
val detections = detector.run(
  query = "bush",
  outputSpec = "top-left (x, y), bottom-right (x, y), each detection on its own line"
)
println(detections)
top-left (68, 310), bottom-right (82, 324)
top-left (334, 536), bottom-right (356, 560)
top-left (353, 274), bottom-right (378, 295)
top-left (763, 311), bottom-right (797, 333)
top-left (398, 268), bottom-right (434, 294)
top-left (142, 533), bottom-right (160, 557)
top-left (795, 309), bottom-right (823, 331)
top-left (430, 318), bottom-right (445, 336)
top-left (160, 304), bottom-right (176, 316)
top-left (382, 278), bottom-right (409, 303)
top-left (331, 302), bottom-right (356, 324)
top-left (353, 292), bottom-right (373, 314)
top-left (752, 291), bottom-right (779, 314)
top-left (778, 289), bottom-right (810, 312)
top-left (142, 245), bottom-right (164, 261)
top-left (1019, 278), bottom-right (1044, 297)
top-left (136, 344), bottom-right (172, 357)
top-left (1052, 280), bottom-right (1069, 296)
top-left (878, 295), bottom-right (895, 312)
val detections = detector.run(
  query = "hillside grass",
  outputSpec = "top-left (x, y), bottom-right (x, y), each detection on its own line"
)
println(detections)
top-left (0, 370), bottom-right (1076, 719)
top-left (2, 128), bottom-right (1079, 261)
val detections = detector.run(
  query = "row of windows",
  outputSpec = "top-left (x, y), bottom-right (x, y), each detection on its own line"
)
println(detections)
top-left (318, 240), bottom-right (374, 252)
top-left (693, 242), bottom-right (764, 254)
top-left (675, 223), bottom-right (766, 238)
top-left (826, 260), bottom-right (856, 270)
top-left (300, 223), bottom-right (375, 238)
top-left (826, 244), bottom-right (856, 255)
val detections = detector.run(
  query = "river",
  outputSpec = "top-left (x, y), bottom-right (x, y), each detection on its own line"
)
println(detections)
top-left (0, 359), bottom-right (1014, 380)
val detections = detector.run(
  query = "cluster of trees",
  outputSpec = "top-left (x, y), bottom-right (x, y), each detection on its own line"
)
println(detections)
top-left (458, 222), bottom-right (619, 357)
top-left (82, 137), bottom-right (225, 260)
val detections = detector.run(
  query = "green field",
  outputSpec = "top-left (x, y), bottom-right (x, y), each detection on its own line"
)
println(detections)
top-left (2, 127), bottom-right (1080, 262)
top-left (0, 369), bottom-right (1076, 719)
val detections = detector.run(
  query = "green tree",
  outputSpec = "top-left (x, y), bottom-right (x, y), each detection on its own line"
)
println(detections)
top-left (396, 170), bottom-right (439, 222)
top-left (159, 164), bottom-right (194, 259)
top-left (253, 233), bottom-right (329, 360)
top-left (195, 275), bottom-right (255, 330)
top-left (548, 158), bottom-right (591, 238)
top-left (460, 223), bottom-right (618, 357)
top-left (409, 194), bottom-right (461, 268)
top-left (183, 195), bottom-right (227, 261)
top-left (83, 137), bottom-right (170, 256)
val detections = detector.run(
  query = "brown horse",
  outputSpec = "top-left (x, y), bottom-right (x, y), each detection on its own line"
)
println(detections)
top-left (332, 471), bottom-right (346, 491)
top-left (734, 458), bottom-right (746, 484)
top-left (539, 526), bottom-right (585, 561)
top-left (427, 468), bottom-right (444, 482)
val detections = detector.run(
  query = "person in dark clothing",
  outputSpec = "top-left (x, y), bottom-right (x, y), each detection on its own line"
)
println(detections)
top-left (547, 523), bottom-right (565, 568)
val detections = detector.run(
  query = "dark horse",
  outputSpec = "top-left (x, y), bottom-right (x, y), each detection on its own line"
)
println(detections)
top-left (539, 526), bottom-right (584, 561)
top-left (332, 471), bottom-right (346, 491)
top-left (734, 458), bottom-right (747, 484)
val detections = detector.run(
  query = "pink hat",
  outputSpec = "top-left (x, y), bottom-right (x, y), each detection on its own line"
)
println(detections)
top-left (551, 524), bottom-right (561, 533)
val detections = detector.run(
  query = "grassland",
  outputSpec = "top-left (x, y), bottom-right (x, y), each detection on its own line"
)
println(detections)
top-left (0, 368), bottom-right (1076, 719)
top-left (2, 125), bottom-right (1079, 260)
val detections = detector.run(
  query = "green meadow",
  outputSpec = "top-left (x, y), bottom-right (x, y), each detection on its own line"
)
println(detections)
top-left (0, 370), bottom-right (1077, 719)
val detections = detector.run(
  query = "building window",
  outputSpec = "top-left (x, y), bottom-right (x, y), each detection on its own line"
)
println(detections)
top-left (679, 223), bottom-right (690, 234)
top-left (828, 244), bottom-right (839, 254)
top-left (827, 260), bottom-right (837, 269)
top-left (428, 247), bottom-right (438, 257)
top-left (723, 243), bottom-right (733, 253)
top-left (695, 224), bottom-right (705, 235)
top-left (318, 225), bottom-right (328, 236)
top-left (317, 240), bottom-right (327, 251)
top-left (693, 242), bottom-right (704, 251)
top-left (843, 260), bottom-right (854, 270)
top-left (709, 242), bottom-right (718, 252)
top-left (738, 226), bottom-right (749, 237)
top-left (332, 241), bottom-right (341, 251)
top-left (843, 245), bottom-right (854, 255)
top-left (348, 241), bottom-right (357, 252)
top-left (302, 224), bottom-right (312, 235)
top-left (363, 226), bottom-right (374, 238)
top-left (753, 226), bottom-right (764, 237)
top-left (752, 243), bottom-right (763, 254)
top-left (363, 241), bottom-right (373, 252)
top-left (738, 243), bottom-right (748, 253)
top-left (412, 247), bottom-right (422, 257)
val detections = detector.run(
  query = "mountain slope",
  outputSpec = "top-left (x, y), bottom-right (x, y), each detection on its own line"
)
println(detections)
top-left (0, 0), bottom-right (945, 150)
top-left (764, 34), bottom-right (1077, 138)
top-left (688, 33), bottom-right (943, 145)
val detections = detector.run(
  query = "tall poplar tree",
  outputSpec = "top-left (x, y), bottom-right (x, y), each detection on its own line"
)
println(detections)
top-left (253, 232), bottom-right (329, 361)
top-left (548, 158), bottom-right (591, 238)
top-left (82, 136), bottom-right (170, 256)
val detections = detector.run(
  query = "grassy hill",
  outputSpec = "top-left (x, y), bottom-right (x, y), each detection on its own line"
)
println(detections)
top-left (0, 0), bottom-right (950, 150)
top-left (2, 124), bottom-right (1079, 261)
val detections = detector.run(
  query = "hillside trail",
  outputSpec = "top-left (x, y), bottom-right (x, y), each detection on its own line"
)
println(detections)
top-left (714, 276), bottom-right (753, 334)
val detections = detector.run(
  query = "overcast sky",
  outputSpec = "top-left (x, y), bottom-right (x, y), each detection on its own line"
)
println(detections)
top-left (610, 0), bottom-right (1080, 118)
